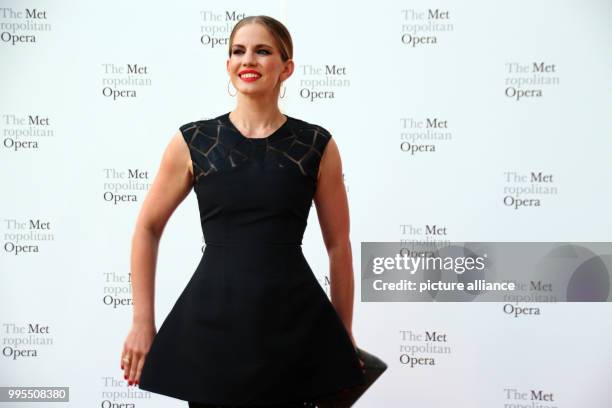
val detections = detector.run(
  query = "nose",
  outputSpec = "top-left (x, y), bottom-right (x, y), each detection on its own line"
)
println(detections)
top-left (242, 49), bottom-right (257, 66)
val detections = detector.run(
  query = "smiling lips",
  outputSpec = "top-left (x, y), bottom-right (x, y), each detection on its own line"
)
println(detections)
top-left (239, 70), bottom-right (261, 82)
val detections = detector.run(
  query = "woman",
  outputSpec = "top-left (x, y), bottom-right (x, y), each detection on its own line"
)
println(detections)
top-left (120, 15), bottom-right (376, 407)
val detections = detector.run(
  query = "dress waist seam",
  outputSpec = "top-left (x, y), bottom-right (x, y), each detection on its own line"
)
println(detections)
top-left (204, 240), bottom-right (302, 247)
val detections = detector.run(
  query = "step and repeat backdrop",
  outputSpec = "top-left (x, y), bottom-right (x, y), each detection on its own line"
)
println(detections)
top-left (2, 0), bottom-right (611, 407)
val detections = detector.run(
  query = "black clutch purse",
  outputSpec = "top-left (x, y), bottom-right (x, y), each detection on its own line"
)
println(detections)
top-left (316, 347), bottom-right (388, 407)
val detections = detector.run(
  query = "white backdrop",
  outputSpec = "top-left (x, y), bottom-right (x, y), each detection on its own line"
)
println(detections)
top-left (2, 0), bottom-right (612, 407)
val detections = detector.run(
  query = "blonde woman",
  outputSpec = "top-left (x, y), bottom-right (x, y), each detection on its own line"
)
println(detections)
top-left (120, 15), bottom-right (383, 408)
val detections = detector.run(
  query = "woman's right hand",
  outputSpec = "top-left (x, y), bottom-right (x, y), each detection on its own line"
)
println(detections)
top-left (120, 322), bottom-right (157, 387)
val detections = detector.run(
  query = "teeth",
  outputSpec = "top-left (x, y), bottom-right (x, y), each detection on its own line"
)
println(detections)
top-left (241, 73), bottom-right (260, 78)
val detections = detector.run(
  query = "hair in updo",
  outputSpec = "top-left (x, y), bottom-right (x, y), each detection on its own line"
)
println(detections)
top-left (228, 15), bottom-right (293, 62)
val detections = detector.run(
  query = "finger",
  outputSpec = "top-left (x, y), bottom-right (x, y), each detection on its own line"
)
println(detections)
top-left (135, 354), bottom-right (146, 386)
top-left (120, 344), bottom-right (128, 370)
top-left (128, 353), bottom-right (140, 385)
top-left (122, 353), bottom-right (132, 382)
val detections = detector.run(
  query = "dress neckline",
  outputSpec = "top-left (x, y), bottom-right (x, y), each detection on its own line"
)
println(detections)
top-left (222, 112), bottom-right (290, 142)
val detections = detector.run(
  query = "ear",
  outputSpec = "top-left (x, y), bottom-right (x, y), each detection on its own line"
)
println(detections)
top-left (281, 59), bottom-right (294, 82)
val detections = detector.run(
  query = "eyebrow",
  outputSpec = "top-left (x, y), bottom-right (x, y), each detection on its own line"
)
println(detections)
top-left (231, 44), bottom-right (273, 48)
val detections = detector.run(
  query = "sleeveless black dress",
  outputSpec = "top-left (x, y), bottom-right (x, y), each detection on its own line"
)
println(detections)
top-left (138, 112), bottom-right (366, 406)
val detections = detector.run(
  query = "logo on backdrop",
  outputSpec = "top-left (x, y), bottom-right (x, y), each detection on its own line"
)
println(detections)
top-left (502, 171), bottom-right (558, 210)
top-left (102, 168), bottom-right (151, 205)
top-left (296, 63), bottom-right (351, 103)
top-left (2, 114), bottom-right (53, 152)
top-left (3, 218), bottom-right (54, 255)
top-left (101, 376), bottom-right (150, 404)
top-left (400, 117), bottom-right (452, 155)
top-left (400, 224), bottom-right (451, 245)
top-left (504, 62), bottom-right (560, 101)
top-left (100, 64), bottom-right (152, 100)
top-left (400, 8), bottom-right (453, 47)
top-left (503, 388), bottom-right (557, 407)
top-left (2, 322), bottom-right (53, 360)
top-left (0, 7), bottom-right (50, 46)
top-left (399, 329), bottom-right (452, 368)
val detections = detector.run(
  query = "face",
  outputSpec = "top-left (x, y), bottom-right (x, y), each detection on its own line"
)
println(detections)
top-left (227, 23), bottom-right (293, 97)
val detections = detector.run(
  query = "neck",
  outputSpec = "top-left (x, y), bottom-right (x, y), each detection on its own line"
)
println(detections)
top-left (231, 96), bottom-right (285, 135)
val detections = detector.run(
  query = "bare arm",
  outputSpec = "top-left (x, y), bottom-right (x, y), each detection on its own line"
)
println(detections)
top-left (313, 138), bottom-right (357, 344)
top-left (122, 130), bottom-right (193, 385)
top-left (131, 130), bottom-right (193, 324)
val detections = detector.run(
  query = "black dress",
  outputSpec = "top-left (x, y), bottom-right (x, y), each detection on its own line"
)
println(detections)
top-left (138, 112), bottom-right (367, 406)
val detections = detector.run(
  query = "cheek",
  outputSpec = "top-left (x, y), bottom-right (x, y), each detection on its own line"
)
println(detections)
top-left (261, 62), bottom-right (280, 75)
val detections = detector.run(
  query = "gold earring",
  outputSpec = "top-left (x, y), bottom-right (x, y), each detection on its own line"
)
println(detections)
top-left (227, 79), bottom-right (237, 97)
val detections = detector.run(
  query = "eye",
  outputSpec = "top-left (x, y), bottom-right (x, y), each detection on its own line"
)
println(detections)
top-left (231, 49), bottom-right (271, 55)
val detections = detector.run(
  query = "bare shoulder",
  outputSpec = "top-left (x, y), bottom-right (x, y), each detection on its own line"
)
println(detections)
top-left (154, 128), bottom-right (193, 185)
top-left (168, 129), bottom-right (191, 162)
top-left (318, 136), bottom-right (341, 176)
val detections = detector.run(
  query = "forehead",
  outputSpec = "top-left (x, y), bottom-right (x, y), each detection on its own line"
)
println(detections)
top-left (232, 23), bottom-right (275, 46)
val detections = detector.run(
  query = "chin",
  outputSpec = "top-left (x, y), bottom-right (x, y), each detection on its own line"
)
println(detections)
top-left (237, 87), bottom-right (268, 96)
